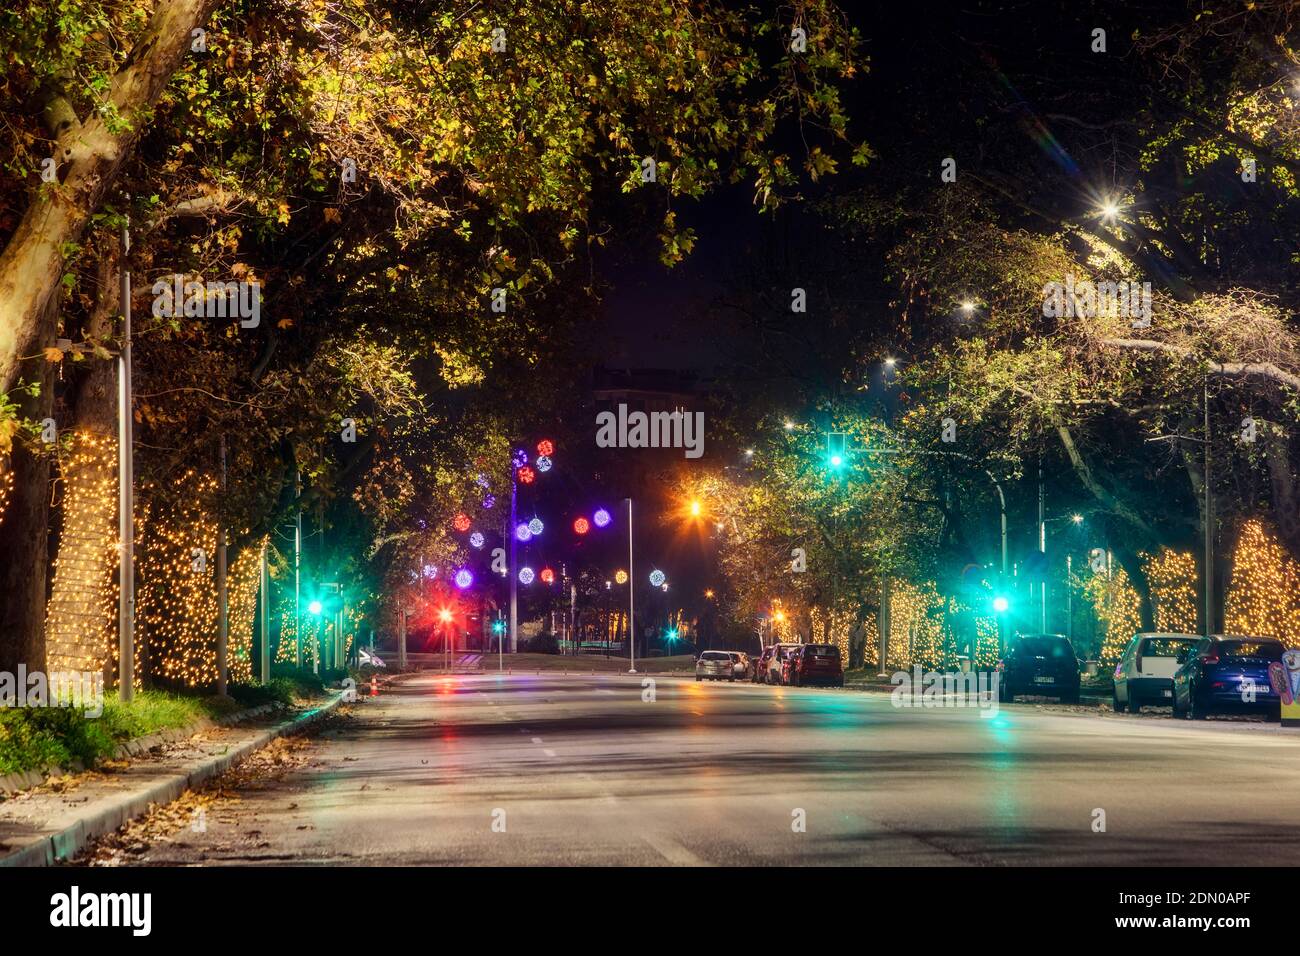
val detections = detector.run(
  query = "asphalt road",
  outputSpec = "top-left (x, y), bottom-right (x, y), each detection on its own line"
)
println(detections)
top-left (85, 671), bottom-right (1300, 865)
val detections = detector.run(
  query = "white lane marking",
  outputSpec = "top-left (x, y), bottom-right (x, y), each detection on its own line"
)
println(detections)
top-left (531, 737), bottom-right (543, 744)
top-left (642, 834), bottom-right (710, 867)
top-left (543, 748), bottom-right (557, 758)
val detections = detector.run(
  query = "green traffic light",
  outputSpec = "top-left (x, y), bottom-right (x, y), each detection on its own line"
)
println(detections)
top-left (666, 628), bottom-right (679, 641)
top-left (308, 599), bottom-right (323, 616)
top-left (992, 596), bottom-right (1009, 613)
top-left (492, 619), bottom-right (505, 635)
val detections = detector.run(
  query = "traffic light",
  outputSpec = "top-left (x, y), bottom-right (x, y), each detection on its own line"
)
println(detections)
top-left (492, 619), bottom-right (505, 636)
top-left (827, 432), bottom-right (847, 470)
top-left (665, 628), bottom-right (679, 642)
top-left (307, 599), bottom-right (323, 616)
top-left (992, 595), bottom-right (1010, 614)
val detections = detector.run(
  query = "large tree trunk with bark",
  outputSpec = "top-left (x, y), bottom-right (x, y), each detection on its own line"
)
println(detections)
top-left (0, 0), bottom-right (220, 394)
top-left (1263, 425), bottom-right (1300, 562)
top-left (45, 254), bottom-right (120, 675)
top-left (1109, 532), bottom-right (1156, 632)
top-left (0, 297), bottom-right (58, 673)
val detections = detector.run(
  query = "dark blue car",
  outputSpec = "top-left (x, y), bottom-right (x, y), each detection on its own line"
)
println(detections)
top-left (1171, 635), bottom-right (1284, 720)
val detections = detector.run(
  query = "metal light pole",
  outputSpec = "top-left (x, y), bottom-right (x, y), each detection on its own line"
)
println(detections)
top-left (626, 497), bottom-right (636, 674)
top-left (1066, 554), bottom-right (1073, 641)
top-left (294, 471), bottom-right (302, 668)
top-left (117, 199), bottom-right (135, 702)
top-left (509, 478), bottom-right (518, 654)
top-left (260, 540), bottom-right (271, 685)
top-left (1203, 375), bottom-right (1213, 637)
top-left (878, 573), bottom-right (891, 677)
top-left (1038, 457), bottom-right (1046, 633)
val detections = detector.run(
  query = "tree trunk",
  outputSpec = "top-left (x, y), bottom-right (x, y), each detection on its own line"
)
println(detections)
top-left (1110, 534), bottom-right (1156, 632)
top-left (1263, 425), bottom-right (1300, 562)
top-left (1213, 513), bottom-right (1241, 635)
top-left (45, 254), bottom-right (119, 676)
top-left (0, 0), bottom-right (221, 394)
top-left (0, 298), bottom-right (57, 673)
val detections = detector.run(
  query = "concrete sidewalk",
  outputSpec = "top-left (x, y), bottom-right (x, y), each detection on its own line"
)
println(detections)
top-left (0, 694), bottom-right (346, 867)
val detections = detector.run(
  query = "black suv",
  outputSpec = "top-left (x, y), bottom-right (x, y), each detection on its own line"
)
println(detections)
top-left (998, 634), bottom-right (1081, 703)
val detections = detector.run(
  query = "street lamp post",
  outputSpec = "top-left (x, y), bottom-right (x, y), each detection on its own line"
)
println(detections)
top-left (509, 477), bottom-right (518, 654)
top-left (626, 497), bottom-right (636, 674)
top-left (117, 200), bottom-right (135, 703)
top-left (260, 540), bottom-right (271, 685)
top-left (294, 473), bottom-right (302, 668)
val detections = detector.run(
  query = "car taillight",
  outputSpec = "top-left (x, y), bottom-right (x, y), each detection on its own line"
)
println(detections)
top-left (1200, 653), bottom-right (1220, 665)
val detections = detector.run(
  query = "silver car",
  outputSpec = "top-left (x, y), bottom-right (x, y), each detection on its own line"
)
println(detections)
top-left (696, 650), bottom-right (736, 681)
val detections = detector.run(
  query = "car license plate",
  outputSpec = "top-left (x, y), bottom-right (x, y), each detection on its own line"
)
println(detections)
top-left (1033, 676), bottom-right (1053, 684)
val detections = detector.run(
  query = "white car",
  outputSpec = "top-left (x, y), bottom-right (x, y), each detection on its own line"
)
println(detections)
top-left (696, 651), bottom-right (735, 681)
top-left (763, 643), bottom-right (801, 684)
top-left (1113, 633), bottom-right (1200, 713)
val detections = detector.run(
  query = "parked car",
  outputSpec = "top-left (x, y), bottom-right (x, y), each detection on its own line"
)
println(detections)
top-left (792, 643), bottom-right (844, 687)
top-left (763, 643), bottom-right (801, 684)
top-left (752, 646), bottom-right (774, 682)
top-left (695, 650), bottom-right (736, 682)
top-left (997, 634), bottom-right (1080, 703)
top-left (1113, 633), bottom-right (1199, 712)
top-left (728, 651), bottom-right (751, 680)
top-left (779, 649), bottom-right (801, 686)
top-left (1172, 635), bottom-right (1283, 720)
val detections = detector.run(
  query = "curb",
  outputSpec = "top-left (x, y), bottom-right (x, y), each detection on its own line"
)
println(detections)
top-left (0, 693), bottom-right (346, 868)
top-left (0, 702), bottom-right (285, 796)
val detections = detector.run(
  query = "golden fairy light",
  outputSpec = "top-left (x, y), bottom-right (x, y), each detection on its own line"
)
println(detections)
top-left (45, 431), bottom-right (119, 674)
top-left (0, 455), bottom-right (13, 524)
top-left (1225, 519), bottom-right (1300, 645)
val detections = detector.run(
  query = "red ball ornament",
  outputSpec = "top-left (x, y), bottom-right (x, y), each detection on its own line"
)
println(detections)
top-left (537, 439), bottom-right (554, 457)
top-left (517, 466), bottom-right (535, 484)
top-left (573, 517), bottom-right (590, 535)
top-left (540, 567), bottom-right (556, 585)
top-left (453, 513), bottom-right (471, 532)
